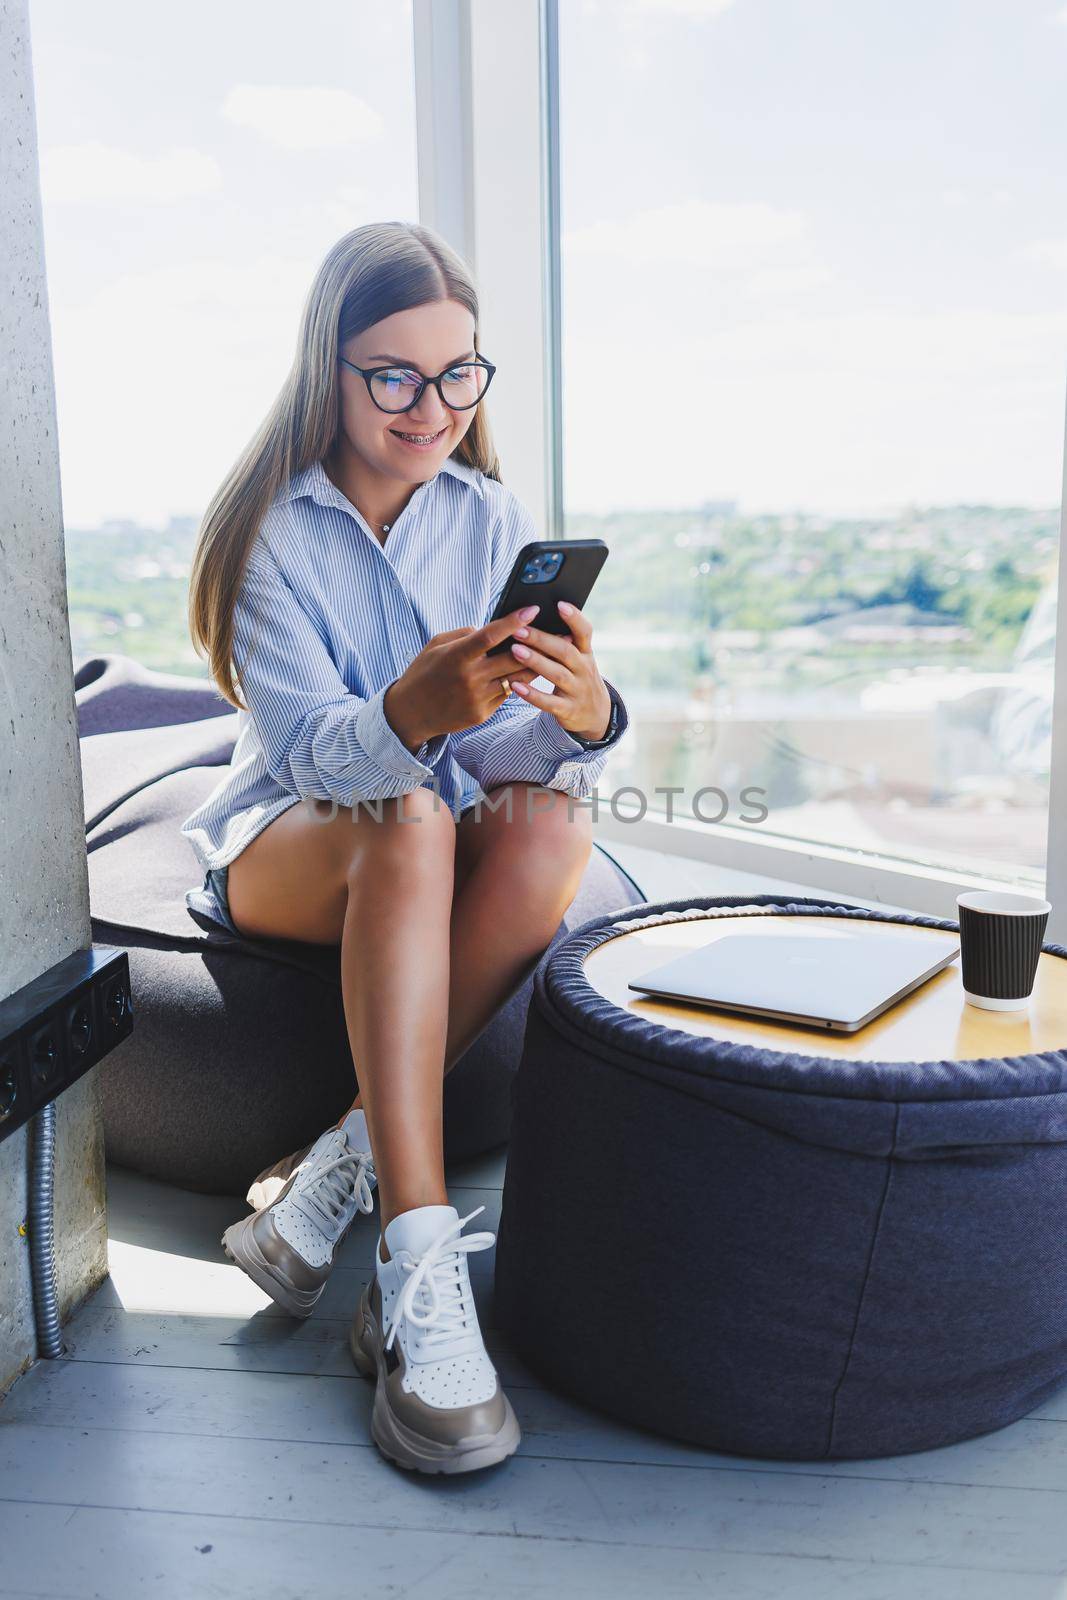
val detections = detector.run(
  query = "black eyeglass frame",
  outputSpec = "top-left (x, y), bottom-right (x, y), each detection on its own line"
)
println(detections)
top-left (338, 354), bottom-right (497, 414)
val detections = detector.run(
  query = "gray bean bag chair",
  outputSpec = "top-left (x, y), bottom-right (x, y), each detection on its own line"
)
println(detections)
top-left (75, 654), bottom-right (645, 1197)
top-left (495, 894), bottom-right (1067, 1460)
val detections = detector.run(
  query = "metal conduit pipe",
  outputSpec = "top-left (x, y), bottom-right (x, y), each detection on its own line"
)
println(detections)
top-left (29, 1101), bottom-right (64, 1358)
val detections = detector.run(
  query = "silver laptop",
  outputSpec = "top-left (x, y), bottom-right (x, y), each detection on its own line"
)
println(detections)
top-left (627, 928), bottom-right (960, 1033)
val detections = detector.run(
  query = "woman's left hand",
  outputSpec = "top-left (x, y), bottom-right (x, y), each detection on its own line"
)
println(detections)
top-left (507, 601), bottom-right (613, 742)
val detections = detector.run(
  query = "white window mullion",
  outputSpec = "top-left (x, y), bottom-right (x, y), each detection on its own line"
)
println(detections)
top-left (1043, 387), bottom-right (1067, 943)
top-left (412, 0), bottom-right (475, 265)
top-left (413, 0), bottom-right (555, 537)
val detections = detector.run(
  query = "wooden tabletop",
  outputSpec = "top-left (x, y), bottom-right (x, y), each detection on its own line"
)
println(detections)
top-left (582, 912), bottom-right (1067, 1063)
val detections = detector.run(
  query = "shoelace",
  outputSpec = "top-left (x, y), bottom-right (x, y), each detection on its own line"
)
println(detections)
top-left (384, 1206), bottom-right (495, 1354)
top-left (293, 1143), bottom-right (377, 1235)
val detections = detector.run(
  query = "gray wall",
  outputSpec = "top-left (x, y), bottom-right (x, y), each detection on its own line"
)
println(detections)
top-left (0, 0), bottom-right (108, 1393)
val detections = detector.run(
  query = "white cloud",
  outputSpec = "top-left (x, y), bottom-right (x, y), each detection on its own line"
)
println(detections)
top-left (1018, 237), bottom-right (1067, 270)
top-left (316, 183), bottom-right (377, 237)
top-left (39, 142), bottom-right (222, 204)
top-left (563, 200), bottom-right (818, 275)
top-left (562, 303), bottom-right (1067, 515)
top-left (943, 187), bottom-right (1013, 208)
top-left (1051, 3), bottom-right (1067, 24)
top-left (741, 265), bottom-right (834, 296)
top-left (627, 0), bottom-right (736, 16)
top-left (50, 255), bottom-right (320, 527)
top-left (221, 85), bottom-right (384, 151)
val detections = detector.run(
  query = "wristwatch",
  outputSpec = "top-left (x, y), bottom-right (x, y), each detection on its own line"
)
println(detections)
top-left (570, 689), bottom-right (620, 750)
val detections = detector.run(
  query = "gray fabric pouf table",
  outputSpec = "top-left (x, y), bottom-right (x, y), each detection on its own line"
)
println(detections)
top-left (76, 653), bottom-right (646, 1197)
top-left (494, 894), bottom-right (1067, 1460)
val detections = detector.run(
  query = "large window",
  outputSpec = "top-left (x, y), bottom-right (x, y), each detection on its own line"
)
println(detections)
top-left (558, 0), bottom-right (1063, 885)
top-left (31, 0), bottom-right (417, 675)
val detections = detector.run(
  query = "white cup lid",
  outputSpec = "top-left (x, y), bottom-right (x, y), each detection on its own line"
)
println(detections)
top-left (956, 890), bottom-right (1051, 916)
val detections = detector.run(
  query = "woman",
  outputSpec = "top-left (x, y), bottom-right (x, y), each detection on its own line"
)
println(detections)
top-left (180, 220), bottom-right (628, 1474)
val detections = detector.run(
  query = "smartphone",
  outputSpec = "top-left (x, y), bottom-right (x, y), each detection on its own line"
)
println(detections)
top-left (486, 539), bottom-right (609, 657)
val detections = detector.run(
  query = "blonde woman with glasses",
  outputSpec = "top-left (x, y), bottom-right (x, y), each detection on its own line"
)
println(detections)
top-left (181, 221), bottom-right (628, 1474)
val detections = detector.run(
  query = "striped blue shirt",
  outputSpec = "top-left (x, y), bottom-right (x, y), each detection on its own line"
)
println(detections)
top-left (180, 455), bottom-right (629, 928)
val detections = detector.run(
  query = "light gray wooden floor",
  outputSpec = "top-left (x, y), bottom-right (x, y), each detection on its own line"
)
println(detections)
top-left (3, 845), bottom-right (1067, 1597)
top-left (3, 1145), bottom-right (1067, 1600)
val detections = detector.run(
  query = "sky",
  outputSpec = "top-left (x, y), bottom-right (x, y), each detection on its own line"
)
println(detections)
top-left (27, 0), bottom-right (1067, 526)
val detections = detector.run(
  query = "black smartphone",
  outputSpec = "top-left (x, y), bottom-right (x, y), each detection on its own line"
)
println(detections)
top-left (486, 539), bottom-right (609, 656)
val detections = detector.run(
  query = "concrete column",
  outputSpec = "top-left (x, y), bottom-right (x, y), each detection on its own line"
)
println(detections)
top-left (0, 0), bottom-right (109, 1393)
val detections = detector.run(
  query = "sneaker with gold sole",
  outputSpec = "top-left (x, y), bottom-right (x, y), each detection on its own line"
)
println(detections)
top-left (350, 1202), bottom-right (521, 1473)
top-left (221, 1107), bottom-right (376, 1317)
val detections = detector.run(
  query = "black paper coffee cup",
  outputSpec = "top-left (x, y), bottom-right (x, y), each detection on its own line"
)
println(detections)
top-left (956, 890), bottom-right (1051, 1011)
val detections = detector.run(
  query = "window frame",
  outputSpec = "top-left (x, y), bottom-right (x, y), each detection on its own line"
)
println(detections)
top-left (412, 0), bottom-right (1067, 938)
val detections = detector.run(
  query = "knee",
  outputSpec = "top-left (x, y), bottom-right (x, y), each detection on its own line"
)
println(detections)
top-left (489, 786), bottom-right (593, 895)
top-left (342, 784), bottom-right (456, 886)
top-left (525, 788), bottom-right (594, 865)
top-left (520, 797), bottom-right (593, 938)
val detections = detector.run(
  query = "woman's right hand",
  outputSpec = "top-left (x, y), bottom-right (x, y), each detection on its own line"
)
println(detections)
top-left (383, 604), bottom-right (542, 752)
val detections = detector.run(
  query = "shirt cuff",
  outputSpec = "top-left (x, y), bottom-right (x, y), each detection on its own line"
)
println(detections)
top-left (530, 679), bottom-right (628, 763)
top-left (354, 684), bottom-right (448, 781)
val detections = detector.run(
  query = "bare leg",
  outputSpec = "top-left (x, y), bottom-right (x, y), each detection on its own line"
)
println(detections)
top-left (226, 788), bottom-right (454, 1238)
top-left (444, 784), bottom-right (592, 1068)
top-left (331, 784), bottom-right (592, 1113)
top-left (225, 784), bottom-right (593, 1248)
top-left (338, 788), bottom-right (455, 1237)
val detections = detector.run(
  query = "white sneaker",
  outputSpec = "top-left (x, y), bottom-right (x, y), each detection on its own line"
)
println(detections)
top-left (221, 1107), bottom-right (376, 1317)
top-left (350, 1203), bottom-right (521, 1473)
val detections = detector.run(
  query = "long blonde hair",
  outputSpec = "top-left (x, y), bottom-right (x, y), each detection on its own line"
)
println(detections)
top-left (187, 220), bottom-right (501, 710)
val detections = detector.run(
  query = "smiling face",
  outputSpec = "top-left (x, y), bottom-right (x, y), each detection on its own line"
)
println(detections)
top-left (335, 299), bottom-right (481, 487)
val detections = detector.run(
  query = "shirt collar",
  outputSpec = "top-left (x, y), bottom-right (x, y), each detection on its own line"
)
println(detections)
top-left (281, 454), bottom-right (484, 508)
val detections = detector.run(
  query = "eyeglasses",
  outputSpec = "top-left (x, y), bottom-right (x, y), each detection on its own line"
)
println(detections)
top-left (338, 355), bottom-right (496, 414)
